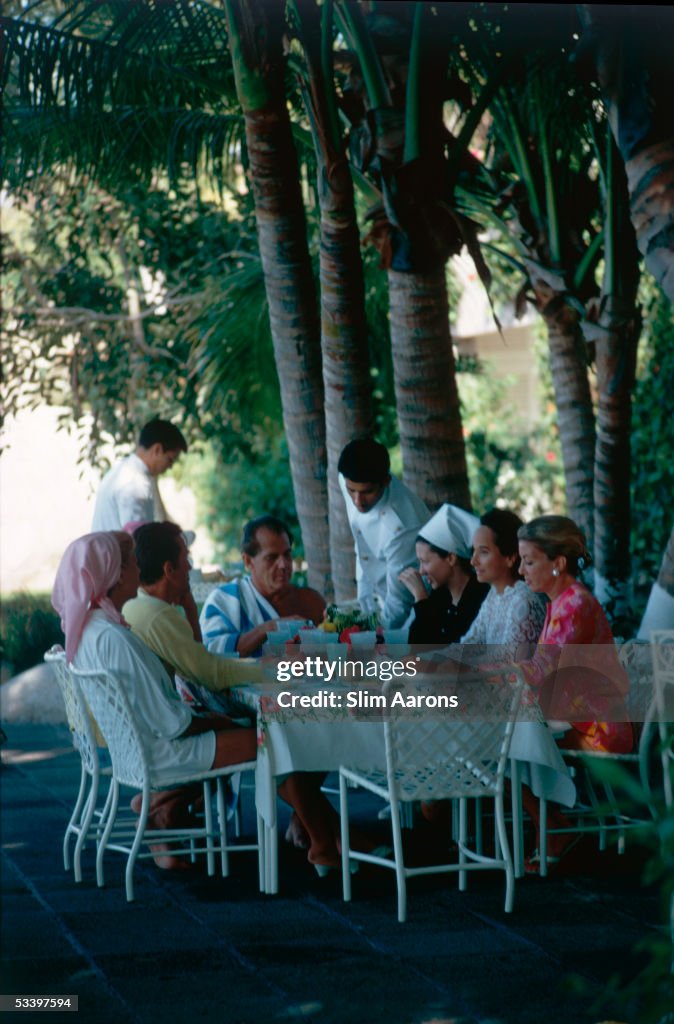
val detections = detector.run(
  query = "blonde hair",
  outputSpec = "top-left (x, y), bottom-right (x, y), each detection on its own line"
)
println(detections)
top-left (517, 515), bottom-right (590, 577)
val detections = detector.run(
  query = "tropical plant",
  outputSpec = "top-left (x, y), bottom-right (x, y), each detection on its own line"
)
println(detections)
top-left (2, 0), bottom-right (335, 592)
top-left (288, 0), bottom-right (375, 602)
top-left (333, 0), bottom-right (484, 510)
top-left (586, 124), bottom-right (641, 618)
top-left (0, 594), bottom-right (64, 676)
top-left (223, 0), bottom-right (331, 596)
top-left (456, 7), bottom-right (601, 551)
top-left (2, 172), bottom-right (284, 464)
top-left (631, 279), bottom-right (674, 629)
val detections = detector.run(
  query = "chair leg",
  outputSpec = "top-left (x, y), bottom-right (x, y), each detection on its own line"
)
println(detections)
top-left (97, 780), bottom-right (120, 888)
top-left (65, 766), bottom-right (88, 873)
top-left (73, 774), bottom-right (98, 884)
top-left (203, 782), bottom-right (215, 877)
top-left (495, 796), bottom-right (515, 913)
top-left (267, 821), bottom-right (278, 895)
top-left (539, 797), bottom-right (548, 878)
top-left (458, 799), bottom-right (467, 892)
top-left (216, 778), bottom-right (229, 878)
top-left (475, 796), bottom-right (483, 856)
top-left (510, 760), bottom-right (524, 878)
top-left (256, 813), bottom-right (266, 894)
top-left (339, 774), bottom-right (352, 904)
top-left (125, 787), bottom-right (149, 902)
top-left (389, 797), bottom-right (407, 923)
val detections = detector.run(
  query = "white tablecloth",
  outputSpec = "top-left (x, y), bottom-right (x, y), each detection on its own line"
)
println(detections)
top-left (228, 683), bottom-right (576, 828)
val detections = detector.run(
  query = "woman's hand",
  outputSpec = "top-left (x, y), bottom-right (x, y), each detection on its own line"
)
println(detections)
top-left (398, 567), bottom-right (427, 602)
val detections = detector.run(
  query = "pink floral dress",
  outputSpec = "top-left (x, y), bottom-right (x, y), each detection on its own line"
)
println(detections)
top-left (520, 582), bottom-right (633, 753)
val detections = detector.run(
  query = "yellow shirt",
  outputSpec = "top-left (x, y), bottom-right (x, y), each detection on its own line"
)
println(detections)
top-left (123, 590), bottom-right (265, 691)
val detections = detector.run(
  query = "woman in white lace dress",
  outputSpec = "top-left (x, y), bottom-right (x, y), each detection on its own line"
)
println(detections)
top-left (461, 508), bottom-right (547, 658)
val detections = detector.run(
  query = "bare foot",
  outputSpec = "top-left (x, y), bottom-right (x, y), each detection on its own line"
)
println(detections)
top-left (131, 795), bottom-right (199, 871)
top-left (307, 843), bottom-right (342, 870)
top-left (148, 843), bottom-right (194, 871)
top-left (284, 812), bottom-right (310, 849)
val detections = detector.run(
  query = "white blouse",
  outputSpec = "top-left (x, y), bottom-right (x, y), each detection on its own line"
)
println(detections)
top-left (460, 580), bottom-right (547, 661)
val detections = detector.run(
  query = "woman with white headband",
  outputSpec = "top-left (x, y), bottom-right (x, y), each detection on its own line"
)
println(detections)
top-left (399, 503), bottom-right (489, 645)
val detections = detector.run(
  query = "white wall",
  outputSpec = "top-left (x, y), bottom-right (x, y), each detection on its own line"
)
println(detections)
top-left (0, 407), bottom-right (211, 594)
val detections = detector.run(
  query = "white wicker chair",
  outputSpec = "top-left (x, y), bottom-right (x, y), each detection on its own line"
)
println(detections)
top-left (339, 669), bottom-right (524, 922)
top-left (71, 664), bottom-right (262, 901)
top-left (650, 631), bottom-right (674, 967)
top-left (533, 640), bottom-right (663, 876)
top-left (44, 647), bottom-right (123, 882)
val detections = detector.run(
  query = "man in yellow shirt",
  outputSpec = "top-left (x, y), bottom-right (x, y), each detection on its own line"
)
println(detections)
top-left (123, 522), bottom-right (265, 697)
top-left (123, 521), bottom-right (343, 868)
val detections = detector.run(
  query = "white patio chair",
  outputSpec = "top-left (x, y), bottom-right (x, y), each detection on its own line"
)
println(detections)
top-left (339, 668), bottom-right (525, 922)
top-left (650, 631), bottom-right (674, 968)
top-left (71, 665), bottom-right (262, 901)
top-left (533, 640), bottom-right (664, 876)
top-left (44, 647), bottom-right (125, 883)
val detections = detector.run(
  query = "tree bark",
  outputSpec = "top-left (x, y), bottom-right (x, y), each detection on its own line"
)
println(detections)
top-left (591, 296), bottom-right (640, 615)
top-left (318, 159), bottom-right (374, 601)
top-left (388, 267), bottom-right (471, 510)
top-left (578, 6), bottom-right (674, 302)
top-left (243, 105), bottom-right (330, 595)
top-left (537, 289), bottom-right (595, 551)
top-left (296, 0), bottom-right (375, 602)
top-left (225, 0), bottom-right (331, 595)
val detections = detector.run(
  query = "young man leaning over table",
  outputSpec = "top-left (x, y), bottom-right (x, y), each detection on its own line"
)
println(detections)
top-left (123, 520), bottom-right (347, 874)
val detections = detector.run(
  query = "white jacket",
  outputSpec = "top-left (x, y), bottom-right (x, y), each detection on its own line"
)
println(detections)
top-left (339, 474), bottom-right (429, 628)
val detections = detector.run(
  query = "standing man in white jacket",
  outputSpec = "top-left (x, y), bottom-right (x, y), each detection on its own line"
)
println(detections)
top-left (92, 418), bottom-right (187, 531)
top-left (338, 438), bottom-right (430, 629)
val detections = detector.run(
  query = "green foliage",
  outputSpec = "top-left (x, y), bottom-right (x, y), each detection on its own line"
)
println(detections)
top-left (568, 756), bottom-right (674, 1024)
top-left (184, 433), bottom-right (300, 567)
top-left (2, 174), bottom-right (282, 466)
top-left (631, 277), bottom-right (674, 606)
top-left (457, 334), bottom-right (565, 518)
top-left (0, 594), bottom-right (64, 676)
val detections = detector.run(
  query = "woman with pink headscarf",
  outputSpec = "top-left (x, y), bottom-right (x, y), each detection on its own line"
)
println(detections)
top-left (52, 530), bottom-right (256, 870)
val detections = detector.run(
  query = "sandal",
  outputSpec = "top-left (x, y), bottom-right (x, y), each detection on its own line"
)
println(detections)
top-left (524, 835), bottom-right (583, 875)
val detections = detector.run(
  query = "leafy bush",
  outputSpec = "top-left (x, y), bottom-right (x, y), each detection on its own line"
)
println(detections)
top-left (184, 433), bottom-right (301, 567)
top-left (0, 594), bottom-right (64, 676)
top-left (631, 277), bottom-right (674, 612)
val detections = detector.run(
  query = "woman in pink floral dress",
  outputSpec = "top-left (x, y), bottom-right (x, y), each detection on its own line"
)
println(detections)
top-left (518, 515), bottom-right (633, 754)
top-left (517, 515), bottom-right (633, 868)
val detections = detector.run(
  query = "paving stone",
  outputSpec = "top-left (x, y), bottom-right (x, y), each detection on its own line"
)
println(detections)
top-left (1, 723), bottom-right (663, 1024)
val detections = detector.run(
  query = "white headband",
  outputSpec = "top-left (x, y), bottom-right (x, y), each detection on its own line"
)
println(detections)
top-left (419, 504), bottom-right (480, 558)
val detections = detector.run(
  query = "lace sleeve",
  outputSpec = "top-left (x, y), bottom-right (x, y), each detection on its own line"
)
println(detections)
top-left (500, 588), bottom-right (546, 662)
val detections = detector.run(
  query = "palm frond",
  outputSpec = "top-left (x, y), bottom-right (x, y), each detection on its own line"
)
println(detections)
top-left (1, 1), bottom-right (240, 189)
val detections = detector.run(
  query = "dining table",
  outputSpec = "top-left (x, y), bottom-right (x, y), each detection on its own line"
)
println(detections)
top-left (216, 667), bottom-right (576, 894)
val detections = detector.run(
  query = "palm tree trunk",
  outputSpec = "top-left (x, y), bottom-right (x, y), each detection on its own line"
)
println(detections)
top-left (638, 523), bottom-right (674, 637)
top-left (296, 0), bottom-right (374, 602)
top-left (388, 267), bottom-right (471, 510)
top-left (578, 6), bottom-right (674, 303)
top-left (589, 136), bottom-right (642, 620)
top-left (592, 296), bottom-right (640, 616)
top-left (225, 0), bottom-right (330, 595)
top-left (537, 290), bottom-right (595, 551)
top-left (319, 162), bottom-right (374, 601)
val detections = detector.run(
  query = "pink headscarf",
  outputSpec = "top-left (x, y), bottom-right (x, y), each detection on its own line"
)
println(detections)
top-left (52, 532), bottom-right (128, 662)
top-left (122, 520), bottom-right (150, 535)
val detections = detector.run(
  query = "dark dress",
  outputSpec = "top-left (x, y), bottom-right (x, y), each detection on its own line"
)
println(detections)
top-left (408, 575), bottom-right (489, 646)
